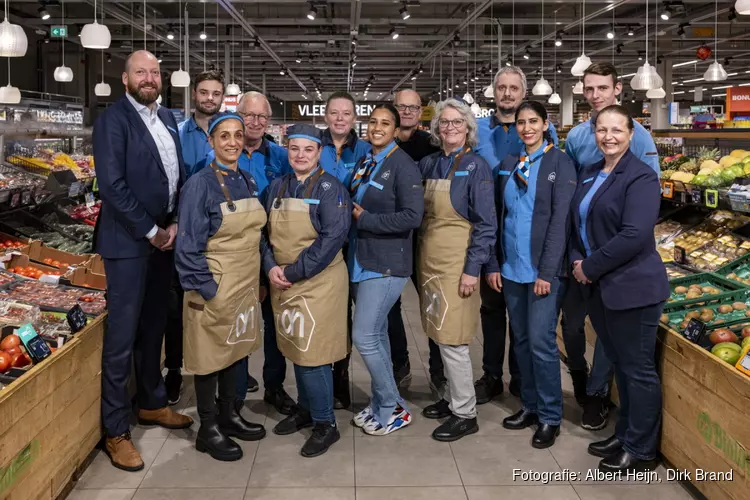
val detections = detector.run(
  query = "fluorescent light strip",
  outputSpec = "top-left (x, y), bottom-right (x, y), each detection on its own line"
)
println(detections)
top-left (712, 93), bottom-right (727, 97)
top-left (727, 72), bottom-right (739, 77)
top-left (673, 91), bottom-right (686, 95)
top-left (740, 83), bottom-right (750, 87)
top-left (673, 60), bottom-right (698, 68)
top-left (689, 88), bottom-right (706, 92)
top-left (712, 85), bottom-right (733, 90)
top-left (621, 72), bottom-right (636, 78)
top-left (683, 77), bottom-right (704, 83)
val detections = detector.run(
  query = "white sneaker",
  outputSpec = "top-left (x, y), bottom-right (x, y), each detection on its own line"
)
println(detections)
top-left (362, 406), bottom-right (412, 436)
top-left (352, 406), bottom-right (374, 428)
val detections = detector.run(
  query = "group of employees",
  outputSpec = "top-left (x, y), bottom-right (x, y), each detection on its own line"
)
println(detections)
top-left (93, 50), bottom-right (668, 474)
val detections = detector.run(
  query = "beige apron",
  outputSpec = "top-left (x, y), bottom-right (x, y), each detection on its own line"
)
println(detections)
top-left (417, 148), bottom-right (480, 346)
top-left (268, 170), bottom-right (350, 367)
top-left (183, 163), bottom-right (267, 375)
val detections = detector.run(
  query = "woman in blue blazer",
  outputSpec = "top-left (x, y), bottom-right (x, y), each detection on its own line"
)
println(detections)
top-left (569, 105), bottom-right (669, 473)
top-left (485, 101), bottom-right (577, 449)
top-left (349, 104), bottom-right (424, 436)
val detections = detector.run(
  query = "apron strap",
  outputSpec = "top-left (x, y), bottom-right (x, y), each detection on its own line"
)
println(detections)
top-left (209, 162), bottom-right (237, 212)
top-left (273, 167), bottom-right (326, 207)
top-left (303, 168), bottom-right (325, 199)
top-left (447, 147), bottom-right (471, 180)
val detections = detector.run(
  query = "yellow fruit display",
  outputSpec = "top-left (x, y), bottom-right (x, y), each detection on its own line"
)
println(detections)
top-left (731, 149), bottom-right (749, 159)
top-left (720, 155), bottom-right (737, 167)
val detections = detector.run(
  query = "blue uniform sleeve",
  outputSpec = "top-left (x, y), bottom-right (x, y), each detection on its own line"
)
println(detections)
top-left (548, 122), bottom-right (560, 147)
top-left (175, 175), bottom-right (218, 300)
top-left (283, 180), bottom-right (352, 283)
top-left (565, 128), bottom-right (580, 171)
top-left (464, 160), bottom-right (498, 277)
top-left (632, 125), bottom-right (661, 176)
top-left (357, 159), bottom-right (424, 234)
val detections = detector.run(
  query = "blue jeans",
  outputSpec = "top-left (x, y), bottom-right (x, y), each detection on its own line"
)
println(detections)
top-left (351, 276), bottom-right (409, 426)
top-left (560, 279), bottom-right (613, 397)
top-left (235, 296), bottom-right (283, 400)
top-left (294, 363), bottom-right (335, 424)
top-left (504, 277), bottom-right (565, 426)
top-left (586, 286), bottom-right (663, 460)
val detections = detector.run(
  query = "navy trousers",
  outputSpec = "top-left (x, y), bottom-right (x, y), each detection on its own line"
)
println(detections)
top-left (102, 250), bottom-right (172, 437)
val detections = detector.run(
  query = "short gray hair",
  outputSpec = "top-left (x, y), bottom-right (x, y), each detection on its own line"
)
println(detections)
top-left (238, 91), bottom-right (272, 115)
top-left (429, 98), bottom-right (479, 149)
top-left (492, 65), bottom-right (528, 94)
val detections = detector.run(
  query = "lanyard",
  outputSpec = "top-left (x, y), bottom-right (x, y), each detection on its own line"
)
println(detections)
top-left (515, 143), bottom-right (553, 188)
top-left (444, 146), bottom-right (471, 180)
top-left (210, 162), bottom-right (237, 212)
top-left (351, 145), bottom-right (399, 194)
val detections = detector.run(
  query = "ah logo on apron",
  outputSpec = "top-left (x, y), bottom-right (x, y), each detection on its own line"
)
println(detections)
top-left (277, 294), bottom-right (315, 351)
top-left (227, 288), bottom-right (261, 345)
top-left (422, 275), bottom-right (449, 331)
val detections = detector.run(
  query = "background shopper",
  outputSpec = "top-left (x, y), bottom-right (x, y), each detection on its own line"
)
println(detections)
top-left (418, 99), bottom-right (496, 442)
top-left (486, 101), bottom-right (576, 449)
top-left (568, 105), bottom-right (668, 473)
top-left (176, 112), bottom-right (267, 462)
top-left (349, 104), bottom-right (424, 436)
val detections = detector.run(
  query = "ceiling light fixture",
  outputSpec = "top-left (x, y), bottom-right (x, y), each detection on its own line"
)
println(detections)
top-left (170, 0), bottom-right (190, 87)
top-left (672, 59), bottom-right (696, 68)
top-left (555, 32), bottom-right (563, 46)
top-left (166, 27), bottom-right (175, 40)
top-left (607, 24), bottom-right (615, 39)
top-left (80, 0), bottom-right (111, 49)
top-left (631, 0), bottom-right (663, 90)
top-left (199, 27), bottom-right (207, 40)
top-left (532, 0), bottom-right (553, 96)
top-left (38, 5), bottom-right (50, 20)
top-left (573, 81), bottom-right (584, 94)
top-left (571, 0), bottom-right (591, 76)
top-left (548, 92), bottom-right (561, 104)
top-left (279, 67), bottom-right (286, 75)
top-left (306, 3), bottom-right (317, 20)
top-left (704, 0), bottom-right (727, 82)
top-left (523, 48), bottom-right (530, 60)
top-left (296, 56), bottom-right (301, 63)
top-left (628, 25), bottom-right (635, 36)
top-left (660, 3), bottom-right (671, 20)
top-left (737, 0), bottom-right (750, 15)
top-left (389, 27), bottom-right (399, 39)
top-left (400, 5), bottom-right (411, 20)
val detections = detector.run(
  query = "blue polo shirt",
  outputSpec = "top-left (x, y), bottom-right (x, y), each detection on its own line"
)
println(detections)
top-left (565, 118), bottom-right (660, 175)
top-left (476, 113), bottom-right (559, 170)
top-left (319, 128), bottom-right (371, 186)
top-left (237, 138), bottom-right (292, 197)
top-left (579, 171), bottom-right (610, 256)
top-left (178, 116), bottom-right (214, 179)
top-left (501, 142), bottom-right (547, 284)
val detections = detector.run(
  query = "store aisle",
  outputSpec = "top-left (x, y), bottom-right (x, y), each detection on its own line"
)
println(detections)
top-left (68, 285), bottom-right (694, 500)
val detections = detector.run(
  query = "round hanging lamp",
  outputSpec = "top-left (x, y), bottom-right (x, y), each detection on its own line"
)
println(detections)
top-left (573, 81), bottom-right (584, 94)
top-left (571, 54), bottom-right (592, 77)
top-left (0, 83), bottom-right (20, 104)
top-left (225, 82), bottom-right (241, 95)
top-left (548, 92), bottom-right (562, 104)
top-left (532, 77), bottom-right (553, 96)
top-left (0, 19), bottom-right (28, 57)
top-left (646, 87), bottom-right (666, 99)
top-left (54, 65), bottom-right (74, 82)
top-left (736, 0), bottom-right (750, 15)
top-left (80, 20), bottom-right (111, 49)
top-left (631, 62), bottom-right (663, 90)
top-left (95, 82), bottom-right (111, 96)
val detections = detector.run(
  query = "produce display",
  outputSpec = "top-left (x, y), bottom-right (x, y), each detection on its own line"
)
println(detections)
top-left (0, 334), bottom-right (31, 373)
top-left (17, 225), bottom-right (92, 254)
top-left (0, 269), bottom-right (18, 286)
top-left (0, 169), bottom-right (45, 192)
top-left (36, 311), bottom-right (71, 338)
top-left (64, 201), bottom-right (100, 226)
top-left (662, 299), bottom-right (750, 330)
top-left (660, 148), bottom-right (750, 188)
top-left (0, 281), bottom-right (106, 316)
top-left (668, 276), bottom-right (737, 304)
top-left (658, 210), bottom-right (748, 262)
top-left (0, 301), bottom-right (38, 325)
top-left (7, 265), bottom-right (63, 279)
top-left (7, 151), bottom-right (95, 180)
top-left (655, 220), bottom-right (686, 245)
top-left (665, 263), bottom-right (693, 280)
top-left (686, 234), bottom-right (750, 271)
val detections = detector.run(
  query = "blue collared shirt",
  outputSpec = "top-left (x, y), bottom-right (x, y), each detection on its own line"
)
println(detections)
top-left (178, 116), bottom-right (214, 179)
top-left (347, 140), bottom-right (398, 283)
top-left (319, 128), bottom-right (372, 185)
top-left (565, 118), bottom-right (660, 175)
top-left (501, 141), bottom-right (548, 284)
top-left (237, 139), bottom-right (292, 198)
top-left (476, 113), bottom-right (559, 170)
top-left (579, 171), bottom-right (610, 256)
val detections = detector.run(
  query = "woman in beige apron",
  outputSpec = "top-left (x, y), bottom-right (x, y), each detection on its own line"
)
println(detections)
top-left (417, 99), bottom-right (497, 442)
top-left (175, 112), bottom-right (267, 462)
top-left (262, 124), bottom-right (351, 458)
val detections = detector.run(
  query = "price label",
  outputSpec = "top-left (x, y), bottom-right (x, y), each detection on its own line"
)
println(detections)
top-left (662, 181), bottom-right (674, 199)
top-left (66, 304), bottom-right (87, 333)
top-left (706, 189), bottom-right (719, 208)
top-left (16, 324), bottom-right (52, 364)
top-left (692, 190), bottom-right (702, 204)
top-left (680, 190), bottom-right (687, 204)
top-left (38, 274), bottom-right (60, 285)
top-left (85, 192), bottom-right (95, 208)
top-left (68, 181), bottom-right (83, 198)
top-left (674, 245), bottom-right (687, 264)
top-left (682, 318), bottom-right (706, 344)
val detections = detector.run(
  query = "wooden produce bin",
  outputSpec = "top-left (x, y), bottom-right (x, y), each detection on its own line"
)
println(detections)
top-left (0, 315), bottom-right (105, 500)
top-left (658, 326), bottom-right (750, 500)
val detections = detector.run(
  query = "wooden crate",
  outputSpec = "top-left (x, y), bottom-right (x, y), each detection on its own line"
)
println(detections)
top-left (658, 327), bottom-right (750, 500)
top-left (0, 315), bottom-right (105, 500)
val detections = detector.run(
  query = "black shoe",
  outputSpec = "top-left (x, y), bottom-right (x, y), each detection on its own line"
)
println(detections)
top-left (508, 378), bottom-right (521, 398)
top-left (394, 360), bottom-right (412, 389)
top-left (502, 409), bottom-right (539, 430)
top-left (430, 372), bottom-right (447, 393)
top-left (234, 399), bottom-right (244, 414)
top-left (196, 422), bottom-right (243, 462)
top-left (532, 424), bottom-right (561, 449)
top-left (300, 423), bottom-right (340, 458)
top-left (264, 387), bottom-right (296, 416)
top-left (474, 373), bottom-right (504, 404)
top-left (569, 369), bottom-right (589, 407)
top-left (273, 407), bottom-right (314, 436)
top-left (588, 435), bottom-right (623, 458)
top-left (247, 375), bottom-right (259, 393)
top-left (217, 400), bottom-right (266, 441)
top-left (599, 449), bottom-right (657, 473)
top-left (165, 369), bottom-right (182, 406)
top-left (333, 371), bottom-right (351, 410)
top-left (432, 415), bottom-right (479, 442)
top-left (422, 399), bottom-right (452, 420)
top-left (581, 396), bottom-right (609, 431)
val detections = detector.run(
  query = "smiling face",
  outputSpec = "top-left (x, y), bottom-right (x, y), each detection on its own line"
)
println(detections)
top-left (237, 96), bottom-right (271, 144)
top-left (516, 108), bottom-right (549, 150)
top-left (394, 90), bottom-right (422, 129)
top-left (583, 73), bottom-right (622, 112)
top-left (595, 111), bottom-right (634, 160)
top-left (494, 72), bottom-right (526, 115)
top-left (288, 137), bottom-right (322, 176)
top-left (123, 51), bottom-right (162, 105)
top-left (367, 108), bottom-right (399, 151)
top-left (193, 79), bottom-right (224, 117)
top-left (324, 97), bottom-right (356, 137)
top-left (438, 106), bottom-right (468, 151)
top-left (208, 119), bottom-right (245, 166)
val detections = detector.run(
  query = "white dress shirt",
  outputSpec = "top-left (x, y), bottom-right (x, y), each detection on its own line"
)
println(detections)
top-left (126, 93), bottom-right (180, 239)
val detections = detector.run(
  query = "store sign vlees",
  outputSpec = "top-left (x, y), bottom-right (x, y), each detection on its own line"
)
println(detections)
top-left (296, 103), bottom-right (380, 118)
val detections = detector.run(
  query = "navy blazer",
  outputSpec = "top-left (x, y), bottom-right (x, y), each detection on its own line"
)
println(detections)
top-left (93, 95), bottom-right (186, 259)
top-left (568, 150), bottom-right (669, 310)
top-left (354, 146), bottom-right (425, 277)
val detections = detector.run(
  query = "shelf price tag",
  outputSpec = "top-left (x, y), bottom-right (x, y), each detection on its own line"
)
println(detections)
top-left (662, 181), bottom-right (674, 199)
top-left (705, 189), bottom-right (719, 208)
top-left (692, 190), bottom-right (702, 204)
top-left (66, 304), bottom-right (87, 334)
top-left (84, 192), bottom-right (95, 208)
top-left (674, 245), bottom-right (687, 264)
top-left (682, 318), bottom-right (706, 344)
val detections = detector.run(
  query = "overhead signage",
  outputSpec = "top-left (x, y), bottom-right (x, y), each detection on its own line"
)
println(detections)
top-left (50, 26), bottom-right (67, 38)
top-left (13, 109), bottom-right (83, 125)
top-left (223, 95), bottom-right (239, 112)
top-left (293, 103), bottom-right (380, 119)
top-left (727, 87), bottom-right (750, 114)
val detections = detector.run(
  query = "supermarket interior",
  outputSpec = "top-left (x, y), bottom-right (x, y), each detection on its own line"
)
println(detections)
top-left (0, 0), bottom-right (750, 499)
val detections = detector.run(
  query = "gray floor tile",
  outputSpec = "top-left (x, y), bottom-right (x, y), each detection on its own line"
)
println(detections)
top-left (66, 490), bottom-right (136, 500)
top-left (574, 483), bottom-right (694, 499)
top-left (357, 486), bottom-right (468, 500)
top-left (465, 485), bottom-right (581, 500)
top-left (75, 438), bottom-right (166, 490)
top-left (243, 487), bottom-right (355, 500)
top-left (133, 488), bottom-right (245, 500)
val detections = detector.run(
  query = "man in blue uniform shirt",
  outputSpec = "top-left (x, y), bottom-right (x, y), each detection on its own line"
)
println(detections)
top-left (234, 90), bottom-right (296, 416)
top-left (561, 62), bottom-right (660, 432)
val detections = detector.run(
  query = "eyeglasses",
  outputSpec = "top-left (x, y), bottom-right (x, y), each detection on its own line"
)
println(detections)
top-left (238, 111), bottom-right (269, 123)
top-left (395, 104), bottom-right (421, 113)
top-left (438, 118), bottom-right (465, 129)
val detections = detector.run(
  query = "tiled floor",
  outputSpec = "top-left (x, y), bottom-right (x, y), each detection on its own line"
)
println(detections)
top-left (68, 286), bottom-right (695, 500)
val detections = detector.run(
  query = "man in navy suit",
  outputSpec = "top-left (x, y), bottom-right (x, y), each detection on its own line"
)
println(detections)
top-left (93, 50), bottom-right (193, 472)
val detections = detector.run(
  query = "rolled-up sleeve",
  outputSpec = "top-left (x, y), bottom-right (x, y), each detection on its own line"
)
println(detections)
top-left (465, 162), bottom-right (497, 277)
top-left (175, 176), bottom-right (218, 300)
top-left (284, 182), bottom-right (352, 283)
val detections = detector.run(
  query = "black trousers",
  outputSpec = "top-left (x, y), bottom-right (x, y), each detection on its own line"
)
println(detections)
top-left (195, 360), bottom-right (239, 423)
top-left (479, 278), bottom-right (520, 381)
top-left (164, 268), bottom-right (184, 371)
top-left (101, 250), bottom-right (172, 437)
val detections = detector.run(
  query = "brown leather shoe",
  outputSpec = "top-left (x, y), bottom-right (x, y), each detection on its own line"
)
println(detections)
top-left (105, 433), bottom-right (144, 472)
top-left (138, 406), bottom-right (194, 429)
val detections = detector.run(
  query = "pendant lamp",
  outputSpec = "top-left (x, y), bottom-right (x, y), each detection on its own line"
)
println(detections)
top-left (548, 92), bottom-right (562, 104)
top-left (532, 77), bottom-right (553, 96)
top-left (630, 0), bottom-right (662, 90)
top-left (462, 92), bottom-right (475, 104)
top-left (571, 0), bottom-right (590, 76)
top-left (704, 0), bottom-right (727, 82)
top-left (0, 59), bottom-right (19, 103)
top-left (483, 85), bottom-right (494, 99)
top-left (547, 12), bottom-right (562, 106)
top-left (736, 0), bottom-right (750, 15)
top-left (470, 102), bottom-right (481, 115)
top-left (54, 0), bottom-right (74, 82)
top-left (94, 51), bottom-right (110, 96)
top-left (80, 0), bottom-right (110, 49)
top-left (0, 21), bottom-right (27, 57)
top-left (646, 87), bottom-right (666, 99)
top-left (170, 0), bottom-right (190, 87)
top-left (573, 81), bottom-right (584, 94)
top-left (224, 26), bottom-right (241, 95)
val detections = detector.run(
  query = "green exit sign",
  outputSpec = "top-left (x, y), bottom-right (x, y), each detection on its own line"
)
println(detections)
top-left (50, 25), bottom-right (67, 38)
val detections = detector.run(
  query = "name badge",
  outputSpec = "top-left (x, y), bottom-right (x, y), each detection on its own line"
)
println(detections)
top-left (369, 181), bottom-right (384, 190)
top-left (583, 177), bottom-right (594, 184)
top-left (454, 171), bottom-right (469, 177)
top-left (303, 198), bottom-right (320, 205)
top-left (344, 162), bottom-right (356, 169)
top-left (498, 171), bottom-right (512, 176)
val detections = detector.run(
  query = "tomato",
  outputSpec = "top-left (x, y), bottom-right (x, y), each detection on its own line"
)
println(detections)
top-left (43, 258), bottom-right (52, 264)
top-left (4, 346), bottom-right (20, 357)
top-left (51, 260), bottom-right (61, 268)
top-left (0, 352), bottom-right (9, 372)
top-left (0, 334), bottom-right (20, 351)
top-left (11, 352), bottom-right (30, 368)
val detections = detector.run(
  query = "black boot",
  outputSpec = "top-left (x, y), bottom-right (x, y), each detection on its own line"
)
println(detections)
top-left (264, 387), bottom-right (296, 415)
top-left (422, 399), bottom-right (452, 419)
top-left (569, 369), bottom-right (588, 407)
top-left (301, 422), bottom-right (340, 458)
top-left (394, 359), bottom-right (412, 389)
top-left (217, 400), bottom-right (266, 441)
top-left (599, 449), bottom-right (657, 473)
top-left (273, 407), bottom-right (314, 436)
top-left (508, 378), bottom-right (521, 398)
top-left (532, 424), bottom-right (560, 449)
top-left (165, 369), bottom-right (183, 406)
top-left (432, 415), bottom-right (479, 442)
top-left (196, 421), bottom-right (243, 462)
top-left (502, 409), bottom-right (539, 430)
top-left (333, 370), bottom-right (351, 410)
top-left (474, 373), bottom-right (504, 404)
top-left (588, 435), bottom-right (623, 458)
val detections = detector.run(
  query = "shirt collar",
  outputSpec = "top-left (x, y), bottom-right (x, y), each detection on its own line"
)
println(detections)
top-left (367, 140), bottom-right (397, 163)
top-left (588, 112), bottom-right (599, 133)
top-left (126, 92), bottom-right (160, 118)
top-left (245, 138), bottom-right (270, 159)
top-left (185, 115), bottom-right (207, 135)
top-left (321, 128), bottom-right (358, 151)
top-left (490, 112), bottom-right (515, 131)
top-left (522, 140), bottom-right (549, 160)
